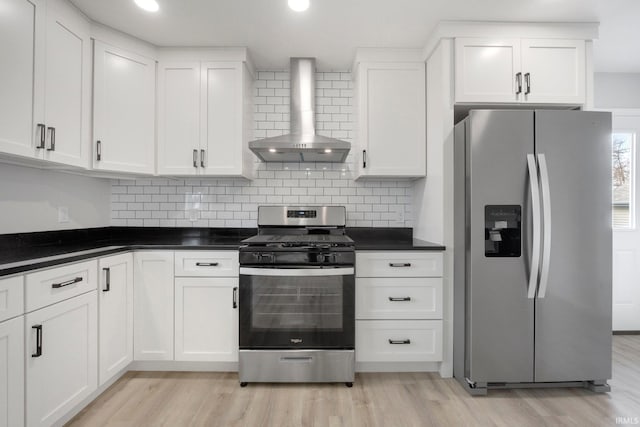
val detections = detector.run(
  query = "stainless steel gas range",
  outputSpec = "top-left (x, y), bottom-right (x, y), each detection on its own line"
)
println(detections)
top-left (238, 206), bottom-right (355, 387)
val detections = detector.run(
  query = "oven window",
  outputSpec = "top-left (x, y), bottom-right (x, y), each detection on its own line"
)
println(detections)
top-left (252, 277), bottom-right (343, 330)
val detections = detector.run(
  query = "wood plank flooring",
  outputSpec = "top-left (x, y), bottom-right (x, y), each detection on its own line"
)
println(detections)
top-left (67, 335), bottom-right (640, 426)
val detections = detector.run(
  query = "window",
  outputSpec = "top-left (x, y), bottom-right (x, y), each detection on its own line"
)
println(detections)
top-left (612, 132), bottom-right (635, 229)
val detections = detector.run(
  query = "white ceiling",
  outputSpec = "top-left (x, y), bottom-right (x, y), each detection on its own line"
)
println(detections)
top-left (70, 0), bottom-right (639, 72)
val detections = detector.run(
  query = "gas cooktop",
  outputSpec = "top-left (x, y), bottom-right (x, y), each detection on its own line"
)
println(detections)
top-left (241, 234), bottom-right (354, 246)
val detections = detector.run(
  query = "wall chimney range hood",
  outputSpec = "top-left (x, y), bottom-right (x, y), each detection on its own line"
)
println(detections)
top-left (249, 58), bottom-right (351, 162)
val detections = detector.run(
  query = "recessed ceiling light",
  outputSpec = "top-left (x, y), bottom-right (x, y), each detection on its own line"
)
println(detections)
top-left (288, 0), bottom-right (309, 12)
top-left (269, 148), bottom-right (277, 153)
top-left (324, 149), bottom-right (332, 153)
top-left (134, 0), bottom-right (159, 12)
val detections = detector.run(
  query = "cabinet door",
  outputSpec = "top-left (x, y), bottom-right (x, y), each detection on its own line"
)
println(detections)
top-left (200, 62), bottom-right (243, 175)
top-left (26, 291), bottom-right (97, 427)
top-left (93, 41), bottom-right (156, 174)
top-left (0, 317), bottom-right (24, 427)
top-left (521, 39), bottom-right (585, 104)
top-left (133, 251), bottom-right (174, 361)
top-left (157, 62), bottom-right (201, 175)
top-left (98, 253), bottom-right (133, 386)
top-left (175, 277), bottom-right (238, 362)
top-left (454, 38), bottom-right (521, 103)
top-left (356, 62), bottom-right (426, 177)
top-left (42, 0), bottom-right (90, 168)
top-left (0, 0), bottom-right (44, 159)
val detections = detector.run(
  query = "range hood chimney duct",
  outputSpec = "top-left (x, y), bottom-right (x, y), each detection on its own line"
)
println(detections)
top-left (248, 58), bottom-right (351, 162)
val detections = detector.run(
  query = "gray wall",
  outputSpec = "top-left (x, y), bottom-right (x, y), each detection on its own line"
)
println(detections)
top-left (595, 72), bottom-right (640, 109)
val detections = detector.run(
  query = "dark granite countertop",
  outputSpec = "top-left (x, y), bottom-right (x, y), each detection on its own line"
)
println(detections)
top-left (0, 227), bottom-right (444, 276)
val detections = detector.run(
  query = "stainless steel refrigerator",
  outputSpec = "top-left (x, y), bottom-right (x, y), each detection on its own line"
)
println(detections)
top-left (453, 109), bottom-right (612, 395)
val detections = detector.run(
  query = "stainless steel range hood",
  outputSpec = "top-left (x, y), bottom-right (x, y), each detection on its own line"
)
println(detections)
top-left (249, 58), bottom-right (351, 163)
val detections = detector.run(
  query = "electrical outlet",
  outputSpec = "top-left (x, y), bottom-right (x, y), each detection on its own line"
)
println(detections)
top-left (58, 206), bottom-right (69, 223)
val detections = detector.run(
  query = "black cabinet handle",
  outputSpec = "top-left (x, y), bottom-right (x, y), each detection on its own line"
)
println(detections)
top-left (524, 72), bottom-right (531, 95)
top-left (51, 276), bottom-right (83, 289)
top-left (388, 297), bottom-right (411, 302)
top-left (102, 267), bottom-right (111, 292)
top-left (515, 72), bottom-right (522, 94)
top-left (200, 149), bottom-right (205, 168)
top-left (233, 286), bottom-right (238, 309)
top-left (32, 325), bottom-right (43, 357)
top-left (96, 140), bottom-right (102, 161)
top-left (193, 149), bottom-right (198, 168)
top-left (389, 263), bottom-right (411, 267)
top-left (195, 262), bottom-right (219, 267)
top-left (37, 124), bottom-right (46, 149)
top-left (388, 339), bottom-right (411, 345)
top-left (362, 150), bottom-right (367, 168)
top-left (47, 127), bottom-right (55, 151)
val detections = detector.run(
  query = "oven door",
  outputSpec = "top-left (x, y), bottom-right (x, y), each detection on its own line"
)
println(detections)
top-left (239, 266), bottom-right (355, 349)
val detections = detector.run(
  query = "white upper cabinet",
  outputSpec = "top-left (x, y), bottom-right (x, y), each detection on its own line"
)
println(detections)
top-left (157, 51), bottom-right (254, 178)
top-left (454, 38), bottom-right (521, 103)
top-left (519, 39), bottom-right (585, 104)
top-left (200, 61), bottom-right (245, 176)
top-left (41, 0), bottom-right (91, 168)
top-left (93, 41), bottom-right (156, 174)
top-left (157, 62), bottom-right (201, 175)
top-left (0, 0), bottom-right (90, 168)
top-left (454, 37), bottom-right (586, 104)
top-left (0, 0), bottom-right (44, 160)
top-left (353, 59), bottom-right (426, 179)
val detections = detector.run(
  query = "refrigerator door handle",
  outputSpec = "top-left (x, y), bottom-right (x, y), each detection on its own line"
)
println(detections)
top-left (527, 154), bottom-right (542, 299)
top-left (537, 153), bottom-right (552, 298)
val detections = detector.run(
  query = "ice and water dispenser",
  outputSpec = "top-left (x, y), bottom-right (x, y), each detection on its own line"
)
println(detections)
top-left (484, 205), bottom-right (521, 257)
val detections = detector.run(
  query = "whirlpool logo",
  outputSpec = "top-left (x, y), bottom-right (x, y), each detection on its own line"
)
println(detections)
top-left (290, 338), bottom-right (303, 344)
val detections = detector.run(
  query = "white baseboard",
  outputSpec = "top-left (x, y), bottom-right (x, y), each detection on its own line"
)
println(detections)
top-left (356, 361), bottom-right (441, 373)
top-left (129, 360), bottom-right (239, 372)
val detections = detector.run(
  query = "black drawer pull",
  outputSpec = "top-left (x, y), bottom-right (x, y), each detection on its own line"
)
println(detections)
top-left (388, 339), bottom-right (411, 345)
top-left (103, 267), bottom-right (111, 292)
top-left (51, 277), bottom-right (83, 289)
top-left (233, 286), bottom-right (238, 309)
top-left (195, 262), bottom-right (219, 267)
top-left (388, 297), bottom-right (411, 302)
top-left (389, 263), bottom-right (411, 267)
top-left (32, 325), bottom-right (43, 357)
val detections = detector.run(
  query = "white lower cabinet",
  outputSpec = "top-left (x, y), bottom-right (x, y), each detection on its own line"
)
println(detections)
top-left (355, 251), bottom-right (444, 366)
top-left (0, 316), bottom-right (24, 427)
top-left (98, 253), bottom-right (133, 385)
top-left (133, 251), bottom-right (174, 361)
top-left (26, 291), bottom-right (97, 427)
top-left (174, 277), bottom-right (239, 362)
top-left (356, 320), bottom-right (443, 362)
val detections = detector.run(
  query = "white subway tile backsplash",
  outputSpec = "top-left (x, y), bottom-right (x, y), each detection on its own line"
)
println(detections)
top-left (110, 69), bottom-right (413, 228)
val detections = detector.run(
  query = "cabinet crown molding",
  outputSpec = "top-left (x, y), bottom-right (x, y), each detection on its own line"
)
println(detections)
top-left (423, 21), bottom-right (599, 62)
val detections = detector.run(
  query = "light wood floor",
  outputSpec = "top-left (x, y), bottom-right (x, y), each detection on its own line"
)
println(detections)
top-left (68, 335), bottom-right (640, 426)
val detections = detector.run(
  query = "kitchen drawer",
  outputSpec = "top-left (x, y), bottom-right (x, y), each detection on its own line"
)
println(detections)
top-left (356, 320), bottom-right (443, 362)
top-left (0, 276), bottom-right (24, 322)
top-left (175, 251), bottom-right (239, 277)
top-left (356, 278), bottom-right (442, 320)
top-left (356, 252), bottom-right (443, 277)
top-left (25, 260), bottom-right (98, 312)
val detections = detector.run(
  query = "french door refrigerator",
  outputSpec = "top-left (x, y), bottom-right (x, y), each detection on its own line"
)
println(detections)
top-left (453, 110), bottom-right (612, 395)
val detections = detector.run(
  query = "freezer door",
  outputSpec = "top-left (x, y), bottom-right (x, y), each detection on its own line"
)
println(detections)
top-left (466, 110), bottom-right (535, 383)
top-left (534, 110), bottom-right (612, 382)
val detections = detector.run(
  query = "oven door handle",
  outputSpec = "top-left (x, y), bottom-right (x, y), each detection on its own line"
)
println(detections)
top-left (239, 267), bottom-right (354, 277)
